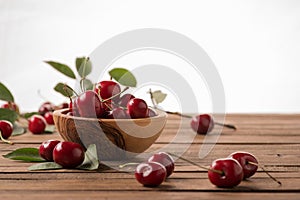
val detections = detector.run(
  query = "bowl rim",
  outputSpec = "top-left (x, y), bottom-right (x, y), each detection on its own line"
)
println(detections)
top-left (53, 108), bottom-right (167, 122)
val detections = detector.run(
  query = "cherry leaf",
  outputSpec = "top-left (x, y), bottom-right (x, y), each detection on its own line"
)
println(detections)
top-left (81, 79), bottom-right (94, 91)
top-left (45, 61), bottom-right (76, 79)
top-left (3, 148), bottom-right (45, 162)
top-left (109, 68), bottom-right (137, 87)
top-left (22, 112), bottom-right (39, 119)
top-left (44, 125), bottom-right (55, 133)
top-left (28, 162), bottom-right (62, 171)
top-left (76, 57), bottom-right (92, 78)
top-left (152, 90), bottom-right (167, 104)
top-left (78, 144), bottom-right (99, 170)
top-left (0, 108), bottom-right (18, 123)
top-left (12, 124), bottom-right (26, 136)
top-left (0, 82), bottom-right (14, 102)
top-left (54, 83), bottom-right (74, 97)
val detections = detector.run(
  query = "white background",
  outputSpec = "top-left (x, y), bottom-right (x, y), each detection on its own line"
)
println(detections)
top-left (1, 0), bottom-right (299, 113)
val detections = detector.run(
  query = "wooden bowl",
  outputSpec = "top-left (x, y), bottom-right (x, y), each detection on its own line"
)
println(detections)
top-left (53, 109), bottom-right (167, 160)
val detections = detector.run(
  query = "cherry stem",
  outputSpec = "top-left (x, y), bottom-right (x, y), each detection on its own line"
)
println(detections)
top-left (215, 122), bottom-right (237, 130)
top-left (102, 87), bottom-right (129, 103)
top-left (167, 152), bottom-right (224, 175)
top-left (248, 161), bottom-right (282, 185)
top-left (0, 131), bottom-right (14, 145)
top-left (119, 162), bottom-right (140, 169)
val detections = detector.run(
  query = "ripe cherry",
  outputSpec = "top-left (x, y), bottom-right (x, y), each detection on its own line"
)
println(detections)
top-left (95, 80), bottom-right (121, 102)
top-left (39, 140), bottom-right (60, 161)
top-left (53, 141), bottom-right (85, 168)
top-left (135, 162), bottom-right (167, 187)
top-left (57, 102), bottom-right (69, 109)
top-left (127, 98), bottom-right (149, 119)
top-left (148, 152), bottom-right (174, 177)
top-left (190, 114), bottom-right (214, 134)
top-left (74, 90), bottom-right (104, 118)
top-left (38, 102), bottom-right (55, 116)
top-left (229, 151), bottom-right (258, 179)
top-left (44, 112), bottom-right (54, 125)
top-left (28, 115), bottom-right (46, 134)
top-left (119, 94), bottom-right (135, 107)
top-left (208, 158), bottom-right (244, 188)
top-left (106, 107), bottom-right (128, 119)
top-left (1, 102), bottom-right (20, 113)
top-left (0, 120), bottom-right (13, 139)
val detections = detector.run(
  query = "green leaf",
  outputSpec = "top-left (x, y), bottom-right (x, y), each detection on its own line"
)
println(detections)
top-left (44, 125), bottom-right (55, 133)
top-left (0, 108), bottom-right (18, 123)
top-left (76, 57), bottom-right (92, 78)
top-left (54, 83), bottom-right (74, 97)
top-left (12, 124), bottom-right (26, 136)
top-left (78, 144), bottom-right (99, 170)
top-left (82, 79), bottom-right (94, 91)
top-left (28, 162), bottom-right (62, 171)
top-left (45, 61), bottom-right (76, 79)
top-left (3, 148), bottom-right (45, 162)
top-left (109, 68), bottom-right (137, 87)
top-left (0, 82), bottom-right (14, 102)
top-left (22, 112), bottom-right (39, 119)
top-left (152, 90), bottom-right (167, 104)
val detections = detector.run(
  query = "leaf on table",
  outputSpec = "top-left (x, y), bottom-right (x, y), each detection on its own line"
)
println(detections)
top-left (0, 82), bottom-right (14, 102)
top-left (109, 68), bottom-right (137, 87)
top-left (3, 148), bottom-right (45, 162)
top-left (54, 83), bottom-right (74, 97)
top-left (78, 144), bottom-right (99, 170)
top-left (45, 61), bottom-right (76, 79)
top-left (28, 162), bottom-right (62, 171)
top-left (12, 124), bottom-right (26, 136)
top-left (76, 57), bottom-right (92, 78)
top-left (22, 112), bottom-right (39, 119)
top-left (0, 108), bottom-right (18, 123)
top-left (151, 90), bottom-right (167, 104)
top-left (44, 125), bottom-right (55, 133)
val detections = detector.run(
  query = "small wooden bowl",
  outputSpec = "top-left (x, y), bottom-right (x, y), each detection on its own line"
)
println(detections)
top-left (53, 109), bottom-right (167, 160)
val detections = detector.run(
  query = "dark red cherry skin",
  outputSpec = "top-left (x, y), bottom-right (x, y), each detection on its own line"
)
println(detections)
top-left (106, 107), bottom-right (128, 119)
top-left (28, 115), bottom-right (46, 134)
top-left (127, 98), bottom-right (149, 119)
top-left (119, 94), bottom-right (135, 107)
top-left (1, 102), bottom-right (20, 113)
top-left (44, 112), bottom-right (54, 125)
top-left (135, 162), bottom-right (167, 187)
top-left (38, 102), bottom-right (55, 116)
top-left (190, 114), bottom-right (214, 134)
top-left (95, 81), bottom-right (121, 102)
top-left (229, 151), bottom-right (258, 179)
top-left (53, 141), bottom-right (85, 168)
top-left (0, 120), bottom-right (13, 139)
top-left (148, 108), bottom-right (158, 117)
top-left (74, 90), bottom-right (104, 118)
top-left (148, 152), bottom-right (174, 177)
top-left (208, 158), bottom-right (244, 188)
top-left (57, 102), bottom-right (69, 109)
top-left (39, 140), bottom-right (60, 161)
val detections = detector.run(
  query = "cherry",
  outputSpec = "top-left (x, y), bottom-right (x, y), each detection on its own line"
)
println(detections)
top-left (95, 80), bottom-right (121, 102)
top-left (1, 102), bottom-right (19, 113)
top-left (127, 98), bottom-right (149, 119)
top-left (229, 151), bottom-right (258, 179)
top-left (74, 90), bottom-right (104, 118)
top-left (148, 108), bottom-right (158, 117)
top-left (0, 120), bottom-right (13, 139)
top-left (148, 152), bottom-right (174, 177)
top-left (106, 107), bottom-right (128, 119)
top-left (39, 140), bottom-right (60, 161)
top-left (190, 114), bottom-right (214, 134)
top-left (38, 102), bottom-right (55, 116)
top-left (28, 115), bottom-right (46, 134)
top-left (53, 141), bottom-right (85, 168)
top-left (208, 158), bottom-right (244, 188)
top-left (44, 112), bottom-right (54, 125)
top-left (119, 94), bottom-right (135, 107)
top-left (57, 102), bottom-right (69, 109)
top-left (135, 162), bottom-right (167, 187)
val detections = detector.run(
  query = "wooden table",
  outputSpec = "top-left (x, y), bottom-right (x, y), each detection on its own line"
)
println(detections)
top-left (1, 114), bottom-right (300, 199)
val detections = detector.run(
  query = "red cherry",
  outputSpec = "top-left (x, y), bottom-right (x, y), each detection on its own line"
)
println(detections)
top-left (148, 108), bottom-right (158, 117)
top-left (28, 115), bottom-right (46, 134)
top-left (135, 162), bottom-right (167, 187)
top-left (1, 102), bottom-right (19, 113)
top-left (229, 151), bottom-right (258, 179)
top-left (44, 112), bottom-right (54, 125)
top-left (119, 94), bottom-right (135, 107)
top-left (106, 107), bottom-right (128, 119)
top-left (53, 141), bottom-right (85, 168)
top-left (57, 102), bottom-right (69, 109)
top-left (95, 81), bottom-right (121, 102)
top-left (190, 114), bottom-right (214, 134)
top-left (148, 152), bottom-right (174, 177)
top-left (74, 90), bottom-right (104, 118)
top-left (0, 120), bottom-right (13, 139)
top-left (127, 98), bottom-right (149, 119)
top-left (38, 102), bottom-right (55, 116)
top-left (39, 140), bottom-right (60, 161)
top-left (208, 158), bottom-right (244, 188)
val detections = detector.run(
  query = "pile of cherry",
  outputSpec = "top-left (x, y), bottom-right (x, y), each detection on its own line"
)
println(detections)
top-left (133, 151), bottom-right (281, 188)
